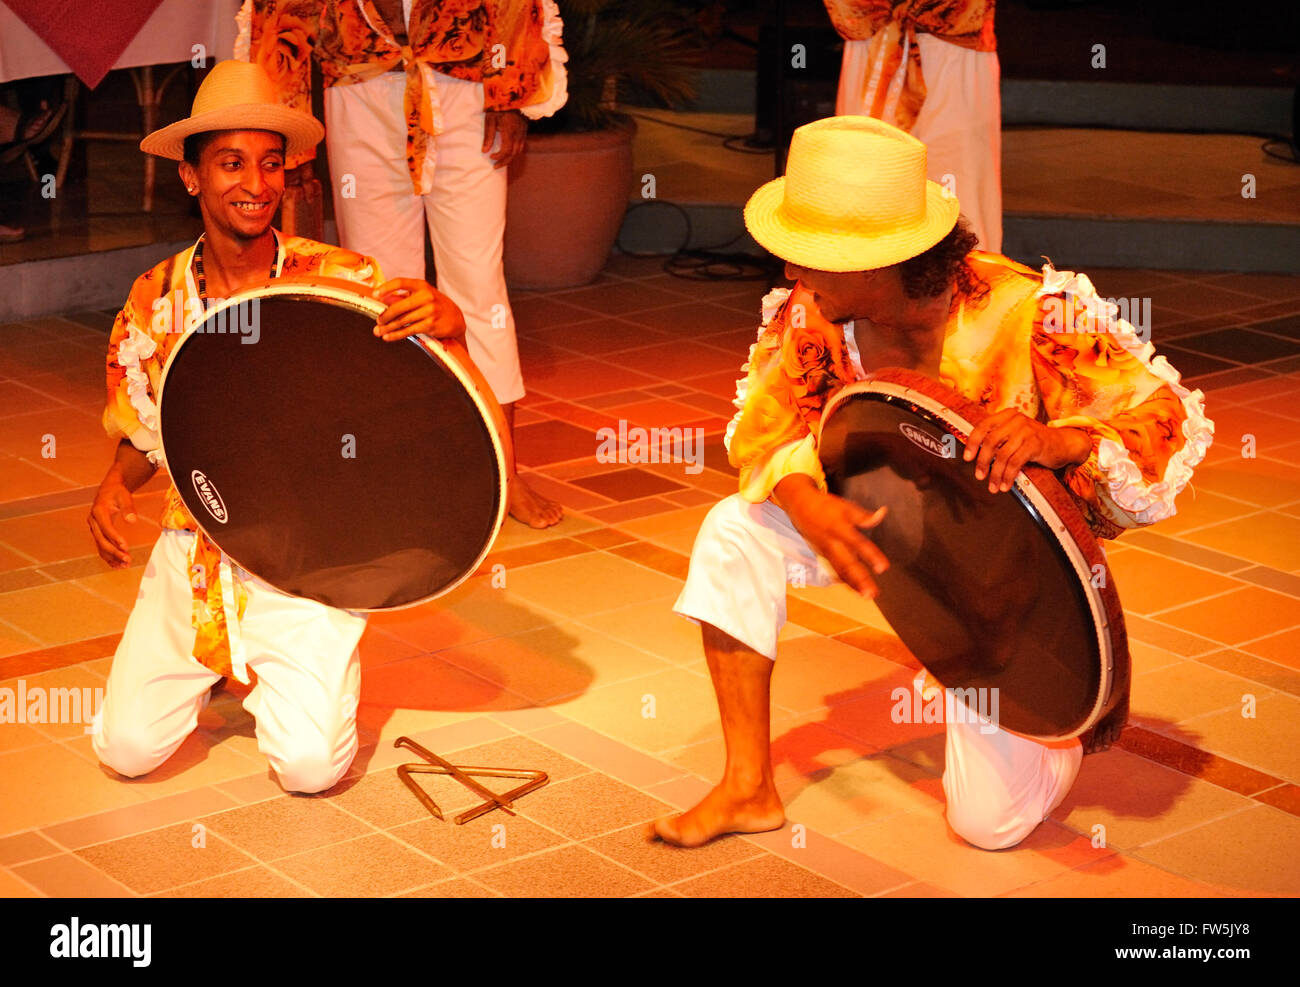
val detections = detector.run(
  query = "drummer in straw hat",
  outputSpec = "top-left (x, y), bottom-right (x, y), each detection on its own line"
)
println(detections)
top-left (86, 60), bottom-right (491, 793)
top-left (653, 116), bottom-right (1213, 850)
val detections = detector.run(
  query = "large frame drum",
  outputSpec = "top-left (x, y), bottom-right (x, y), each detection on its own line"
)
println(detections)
top-left (819, 368), bottom-right (1129, 740)
top-left (158, 277), bottom-right (508, 611)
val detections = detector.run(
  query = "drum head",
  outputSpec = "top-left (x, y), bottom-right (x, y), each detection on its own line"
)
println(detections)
top-left (820, 370), bottom-right (1128, 740)
top-left (159, 282), bottom-right (506, 611)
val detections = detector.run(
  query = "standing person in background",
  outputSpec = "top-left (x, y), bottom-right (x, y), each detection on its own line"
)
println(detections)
top-left (238, 0), bottom-right (568, 527)
top-left (824, 0), bottom-right (1002, 253)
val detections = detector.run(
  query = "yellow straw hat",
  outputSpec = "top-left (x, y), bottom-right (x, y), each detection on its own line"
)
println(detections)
top-left (744, 116), bottom-right (960, 272)
top-left (140, 60), bottom-right (323, 161)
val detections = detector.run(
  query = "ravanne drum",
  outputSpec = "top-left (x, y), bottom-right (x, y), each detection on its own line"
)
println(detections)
top-left (158, 277), bottom-right (508, 611)
top-left (818, 368), bottom-right (1129, 740)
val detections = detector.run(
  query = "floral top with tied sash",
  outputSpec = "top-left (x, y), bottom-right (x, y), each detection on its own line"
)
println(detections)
top-left (235, 0), bottom-right (568, 192)
top-left (823, 0), bottom-right (997, 131)
top-left (725, 253), bottom-right (1214, 540)
top-left (102, 233), bottom-right (384, 683)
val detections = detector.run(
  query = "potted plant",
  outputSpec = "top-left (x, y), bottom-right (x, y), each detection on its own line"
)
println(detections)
top-left (504, 0), bottom-right (700, 289)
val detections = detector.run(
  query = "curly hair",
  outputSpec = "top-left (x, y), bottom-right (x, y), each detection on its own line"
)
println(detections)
top-left (896, 217), bottom-right (989, 306)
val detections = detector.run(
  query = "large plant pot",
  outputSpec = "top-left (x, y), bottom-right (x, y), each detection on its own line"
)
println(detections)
top-left (504, 120), bottom-right (636, 290)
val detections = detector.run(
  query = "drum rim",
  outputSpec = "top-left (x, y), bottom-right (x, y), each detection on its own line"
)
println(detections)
top-left (821, 376), bottom-right (1117, 741)
top-left (156, 279), bottom-right (509, 612)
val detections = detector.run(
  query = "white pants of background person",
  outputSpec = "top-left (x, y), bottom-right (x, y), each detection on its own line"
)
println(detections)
top-left (674, 494), bottom-right (1081, 850)
top-left (324, 69), bottom-right (525, 406)
top-left (92, 530), bottom-right (366, 794)
top-left (837, 33), bottom-right (1003, 254)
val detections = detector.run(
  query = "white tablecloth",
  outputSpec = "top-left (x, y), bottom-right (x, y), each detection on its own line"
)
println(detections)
top-left (0, 0), bottom-right (242, 84)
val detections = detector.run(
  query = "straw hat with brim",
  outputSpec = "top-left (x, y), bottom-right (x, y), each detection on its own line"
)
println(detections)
top-left (744, 116), bottom-right (960, 273)
top-left (140, 59), bottom-right (323, 161)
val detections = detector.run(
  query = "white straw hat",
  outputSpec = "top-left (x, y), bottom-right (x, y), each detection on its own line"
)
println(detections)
top-left (744, 116), bottom-right (960, 272)
top-left (140, 60), bottom-right (323, 161)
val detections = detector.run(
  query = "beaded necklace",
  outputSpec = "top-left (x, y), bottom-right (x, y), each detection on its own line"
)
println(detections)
top-left (193, 234), bottom-right (279, 308)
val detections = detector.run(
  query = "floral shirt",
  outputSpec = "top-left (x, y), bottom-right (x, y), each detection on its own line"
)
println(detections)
top-left (726, 251), bottom-right (1214, 539)
top-left (823, 1), bottom-right (996, 130)
top-left (236, 0), bottom-right (568, 191)
top-left (103, 233), bottom-right (384, 682)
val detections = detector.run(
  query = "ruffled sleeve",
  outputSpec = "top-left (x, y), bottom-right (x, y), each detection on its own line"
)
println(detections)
top-left (727, 284), bottom-right (856, 503)
top-left (519, 0), bottom-right (568, 120)
top-left (103, 305), bottom-right (163, 464)
top-left (1031, 265), bottom-right (1215, 535)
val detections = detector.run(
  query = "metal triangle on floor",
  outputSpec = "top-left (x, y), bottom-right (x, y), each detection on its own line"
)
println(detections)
top-left (394, 735), bottom-right (550, 826)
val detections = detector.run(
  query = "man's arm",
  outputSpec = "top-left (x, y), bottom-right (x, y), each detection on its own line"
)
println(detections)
top-left (87, 440), bottom-right (156, 568)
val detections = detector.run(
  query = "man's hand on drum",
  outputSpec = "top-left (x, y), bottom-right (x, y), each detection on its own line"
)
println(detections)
top-left (775, 474), bottom-right (889, 598)
top-left (963, 410), bottom-right (1093, 494)
top-left (372, 278), bottom-right (466, 342)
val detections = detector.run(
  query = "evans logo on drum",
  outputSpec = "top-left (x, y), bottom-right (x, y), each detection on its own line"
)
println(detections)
top-left (899, 422), bottom-right (956, 459)
top-left (190, 470), bottom-right (229, 524)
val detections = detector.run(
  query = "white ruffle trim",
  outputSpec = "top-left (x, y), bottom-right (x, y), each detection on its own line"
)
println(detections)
top-left (726, 287), bottom-right (793, 453)
top-left (118, 326), bottom-right (160, 440)
top-left (233, 0), bottom-right (252, 61)
top-left (521, 0), bottom-right (569, 120)
top-left (1036, 264), bottom-right (1216, 525)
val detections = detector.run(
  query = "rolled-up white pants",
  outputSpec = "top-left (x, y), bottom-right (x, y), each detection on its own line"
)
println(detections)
top-left (673, 494), bottom-right (1081, 850)
top-left (92, 530), bottom-right (367, 794)
top-left (324, 70), bottom-right (525, 405)
top-left (837, 34), bottom-right (1002, 254)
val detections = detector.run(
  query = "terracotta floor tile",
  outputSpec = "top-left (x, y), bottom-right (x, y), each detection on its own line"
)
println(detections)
top-left (511, 295), bottom-right (607, 333)
top-left (11, 852), bottom-right (134, 897)
top-left (770, 635), bottom-right (907, 716)
top-left (527, 358), bottom-right (661, 403)
top-left (512, 418), bottom-right (602, 467)
top-left (529, 317), bottom-right (670, 356)
top-left (474, 843), bottom-right (654, 897)
top-left (1135, 805), bottom-right (1300, 895)
top-left (314, 768), bottom-right (442, 832)
top-left (367, 572), bottom-right (558, 651)
top-left (1175, 328), bottom-right (1300, 365)
top-left (1184, 512), bottom-right (1300, 570)
top-left (1242, 626), bottom-right (1300, 669)
top-left (1191, 456), bottom-right (1300, 508)
top-left (1156, 584), bottom-right (1300, 645)
top-left (274, 832), bottom-right (449, 897)
top-left (1123, 613), bottom-right (1223, 657)
top-left (389, 810), bottom-right (564, 873)
top-left (553, 666), bottom-right (722, 755)
top-left (1051, 749), bottom-right (1254, 851)
top-left (517, 771), bottom-right (671, 841)
top-left (1131, 661), bottom-right (1274, 729)
top-left (554, 279), bottom-right (688, 317)
top-left (361, 654), bottom-right (525, 715)
top-left (0, 742), bottom-right (149, 836)
top-left (1157, 490), bottom-right (1265, 535)
top-left (1177, 692), bottom-right (1300, 782)
top-left (157, 864), bottom-right (312, 897)
top-left (0, 720), bottom-right (51, 755)
top-left (0, 867), bottom-right (39, 896)
top-left (75, 821), bottom-right (255, 894)
top-left (1007, 854), bottom-right (1225, 897)
top-left (200, 797), bottom-right (374, 861)
top-left (39, 786), bottom-right (238, 852)
top-left (620, 302), bottom-right (755, 335)
top-left (0, 455), bottom-right (77, 500)
top-left (1197, 648), bottom-right (1300, 697)
top-left (434, 621), bottom-right (671, 704)
top-left (1106, 549), bottom-right (1244, 614)
top-left (671, 853), bottom-right (859, 898)
top-left (569, 466), bottom-right (687, 502)
top-left (0, 503), bottom-right (152, 567)
top-left (398, 877), bottom-right (500, 897)
top-left (499, 551), bottom-right (682, 619)
top-left (0, 405), bottom-right (104, 457)
top-left (0, 829), bottom-right (60, 866)
top-left (780, 750), bottom-right (946, 837)
top-left (836, 804), bottom-right (1081, 897)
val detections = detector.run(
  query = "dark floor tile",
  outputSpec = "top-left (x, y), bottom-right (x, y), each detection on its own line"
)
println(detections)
top-left (570, 467), bottom-right (687, 501)
top-left (513, 419), bottom-right (601, 468)
top-left (1159, 346), bottom-right (1240, 378)
top-left (1173, 328), bottom-right (1300, 365)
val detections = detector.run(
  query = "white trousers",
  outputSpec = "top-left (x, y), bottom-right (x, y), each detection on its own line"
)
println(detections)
top-left (673, 495), bottom-right (1081, 850)
top-left (837, 34), bottom-right (1003, 254)
top-left (325, 70), bottom-right (525, 405)
top-left (92, 530), bottom-right (367, 794)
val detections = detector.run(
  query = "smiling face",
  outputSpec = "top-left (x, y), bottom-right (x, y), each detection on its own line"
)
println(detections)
top-left (178, 129), bottom-right (286, 242)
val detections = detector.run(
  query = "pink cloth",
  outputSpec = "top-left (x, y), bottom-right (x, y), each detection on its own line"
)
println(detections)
top-left (3, 0), bottom-right (166, 87)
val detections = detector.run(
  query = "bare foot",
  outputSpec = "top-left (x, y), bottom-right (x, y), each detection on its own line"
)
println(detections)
top-left (508, 473), bottom-right (563, 529)
top-left (646, 781), bottom-right (785, 848)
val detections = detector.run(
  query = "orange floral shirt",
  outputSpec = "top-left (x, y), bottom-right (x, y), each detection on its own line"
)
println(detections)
top-left (727, 252), bottom-right (1214, 539)
top-left (823, 1), bottom-right (996, 130)
top-left (104, 233), bottom-right (384, 681)
top-left (238, 0), bottom-right (565, 189)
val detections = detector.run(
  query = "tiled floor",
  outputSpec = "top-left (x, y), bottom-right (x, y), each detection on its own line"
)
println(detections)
top-left (2, 256), bottom-right (1300, 898)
